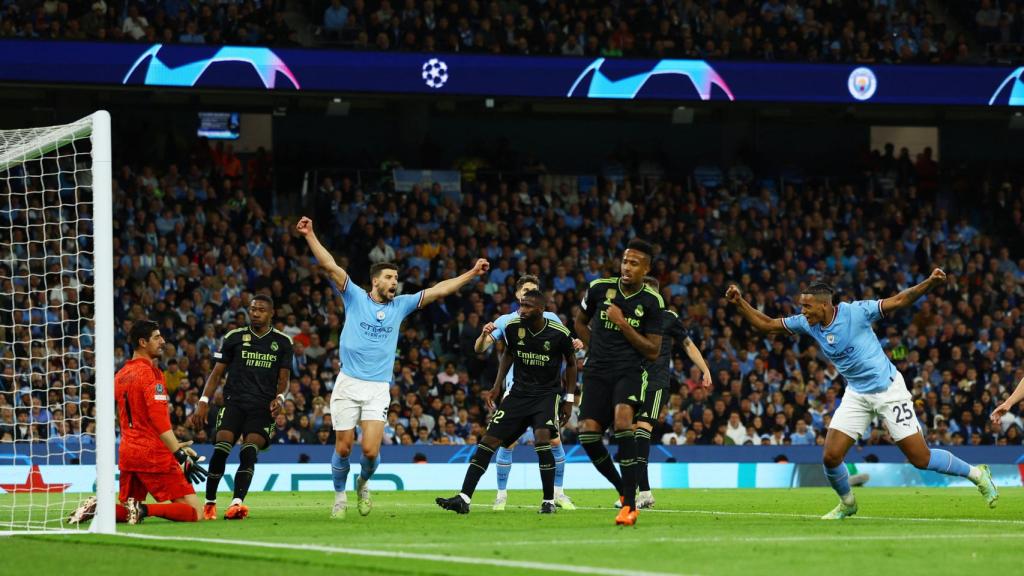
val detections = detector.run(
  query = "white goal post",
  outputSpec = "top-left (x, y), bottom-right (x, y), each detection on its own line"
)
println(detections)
top-left (0, 111), bottom-right (114, 534)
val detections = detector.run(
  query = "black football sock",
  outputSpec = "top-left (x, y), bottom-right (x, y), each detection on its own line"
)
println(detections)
top-left (580, 432), bottom-right (623, 495)
top-left (614, 429), bottom-right (637, 508)
top-left (635, 427), bottom-right (652, 492)
top-left (232, 443), bottom-right (259, 502)
top-left (205, 440), bottom-right (232, 502)
top-left (460, 443), bottom-right (496, 499)
top-left (535, 442), bottom-right (555, 501)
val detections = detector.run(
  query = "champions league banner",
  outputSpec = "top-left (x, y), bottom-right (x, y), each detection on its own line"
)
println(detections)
top-left (0, 39), bottom-right (1022, 107)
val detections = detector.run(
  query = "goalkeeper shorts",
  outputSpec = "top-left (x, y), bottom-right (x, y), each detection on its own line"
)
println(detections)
top-left (119, 470), bottom-right (195, 503)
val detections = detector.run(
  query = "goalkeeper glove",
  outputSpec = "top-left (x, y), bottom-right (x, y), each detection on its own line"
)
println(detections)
top-left (174, 446), bottom-right (208, 484)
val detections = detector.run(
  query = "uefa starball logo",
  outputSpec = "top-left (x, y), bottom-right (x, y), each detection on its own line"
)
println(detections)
top-left (422, 58), bottom-right (449, 89)
top-left (847, 67), bottom-right (877, 101)
top-left (122, 45), bottom-right (301, 89)
top-left (989, 67), bottom-right (1024, 106)
top-left (567, 58), bottom-right (734, 101)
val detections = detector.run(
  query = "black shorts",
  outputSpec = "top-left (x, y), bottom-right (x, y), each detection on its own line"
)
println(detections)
top-left (578, 366), bottom-right (647, 427)
top-left (216, 403), bottom-right (274, 445)
top-left (487, 393), bottom-right (560, 445)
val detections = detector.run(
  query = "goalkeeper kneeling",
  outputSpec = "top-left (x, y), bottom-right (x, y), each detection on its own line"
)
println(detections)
top-left (69, 320), bottom-right (208, 525)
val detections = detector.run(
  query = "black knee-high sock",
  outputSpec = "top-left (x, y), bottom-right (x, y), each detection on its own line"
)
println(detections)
top-left (635, 427), bottom-right (652, 492)
top-left (205, 440), bottom-right (232, 502)
top-left (233, 443), bottom-right (258, 502)
top-left (461, 443), bottom-right (496, 498)
top-left (535, 442), bottom-right (555, 501)
top-left (614, 429), bottom-right (637, 508)
top-left (579, 432), bottom-right (623, 495)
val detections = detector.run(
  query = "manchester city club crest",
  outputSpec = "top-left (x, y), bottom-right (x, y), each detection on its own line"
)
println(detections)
top-left (827, 334), bottom-right (836, 344)
top-left (271, 341), bottom-right (279, 352)
top-left (376, 310), bottom-right (386, 321)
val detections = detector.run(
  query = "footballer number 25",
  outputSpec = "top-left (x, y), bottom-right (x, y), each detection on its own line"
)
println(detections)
top-left (892, 402), bottom-right (913, 423)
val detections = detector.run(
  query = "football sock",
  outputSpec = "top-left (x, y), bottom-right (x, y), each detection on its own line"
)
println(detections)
top-left (824, 463), bottom-right (854, 503)
top-left (926, 449), bottom-right (974, 478)
top-left (536, 442), bottom-right (555, 501)
top-left (359, 453), bottom-right (381, 482)
top-left (331, 451), bottom-right (351, 493)
top-left (147, 503), bottom-right (198, 522)
top-left (495, 446), bottom-right (513, 491)
top-left (580, 432), bottom-right (623, 495)
top-left (232, 443), bottom-right (258, 502)
top-left (635, 427), bottom-right (652, 492)
top-left (205, 440), bottom-right (232, 502)
top-left (614, 429), bottom-right (637, 509)
top-left (551, 442), bottom-right (566, 489)
top-left (461, 443), bottom-right (496, 499)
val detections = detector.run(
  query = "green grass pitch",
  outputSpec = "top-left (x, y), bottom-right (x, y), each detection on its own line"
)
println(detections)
top-left (3, 488), bottom-right (1023, 576)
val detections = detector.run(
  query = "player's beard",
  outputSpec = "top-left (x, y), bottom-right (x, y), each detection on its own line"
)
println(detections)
top-left (375, 288), bottom-right (396, 303)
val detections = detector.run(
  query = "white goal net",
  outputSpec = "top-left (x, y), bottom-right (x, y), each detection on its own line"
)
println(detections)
top-left (0, 112), bottom-right (114, 533)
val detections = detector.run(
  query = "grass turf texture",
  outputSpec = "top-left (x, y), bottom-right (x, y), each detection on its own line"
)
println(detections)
top-left (2, 488), bottom-right (1022, 576)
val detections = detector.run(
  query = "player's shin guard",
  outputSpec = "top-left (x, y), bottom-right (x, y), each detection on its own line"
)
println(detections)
top-left (205, 440), bottom-right (232, 502)
top-left (824, 463), bottom-right (853, 499)
top-left (551, 442), bottom-right (566, 489)
top-left (146, 503), bottom-right (198, 522)
top-left (536, 443), bottom-right (555, 501)
top-left (495, 446), bottom-right (513, 491)
top-left (635, 427), bottom-right (652, 492)
top-left (233, 443), bottom-right (258, 502)
top-left (359, 453), bottom-right (381, 482)
top-left (461, 443), bottom-right (496, 499)
top-left (925, 449), bottom-right (972, 477)
top-left (331, 451), bottom-right (351, 493)
top-left (580, 432), bottom-right (623, 495)
top-left (614, 429), bottom-right (637, 508)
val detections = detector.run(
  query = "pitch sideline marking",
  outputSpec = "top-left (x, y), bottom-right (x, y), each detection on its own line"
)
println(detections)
top-left (113, 532), bottom-right (693, 576)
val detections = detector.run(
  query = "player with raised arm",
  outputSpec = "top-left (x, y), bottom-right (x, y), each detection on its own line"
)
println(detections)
top-left (574, 239), bottom-right (664, 526)
top-left (634, 276), bottom-right (712, 510)
top-left (474, 274), bottom-right (582, 511)
top-left (437, 289), bottom-right (578, 515)
top-left (989, 375), bottom-right (1024, 426)
top-left (191, 294), bottom-right (292, 520)
top-left (296, 216), bottom-right (488, 519)
top-left (726, 271), bottom-right (998, 519)
top-left (68, 320), bottom-right (207, 525)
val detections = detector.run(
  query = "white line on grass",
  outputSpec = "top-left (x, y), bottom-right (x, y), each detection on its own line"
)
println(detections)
top-left (114, 533), bottom-right (693, 576)
top-left (356, 532), bottom-right (1024, 550)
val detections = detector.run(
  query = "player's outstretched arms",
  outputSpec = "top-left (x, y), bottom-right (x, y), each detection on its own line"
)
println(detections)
top-left (474, 322), bottom-right (497, 353)
top-left (725, 284), bottom-right (789, 335)
top-left (421, 258), bottom-right (489, 306)
top-left (880, 268), bottom-right (946, 316)
top-left (991, 375), bottom-right (1024, 425)
top-left (295, 216), bottom-right (349, 289)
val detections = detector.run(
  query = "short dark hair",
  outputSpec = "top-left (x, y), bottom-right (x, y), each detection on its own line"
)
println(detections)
top-left (803, 281), bottom-right (835, 301)
top-left (370, 262), bottom-right (398, 279)
top-left (128, 319), bottom-right (160, 351)
top-left (515, 274), bottom-right (541, 292)
top-left (626, 238), bottom-right (654, 258)
top-left (521, 288), bottom-right (547, 305)
top-left (643, 275), bottom-right (660, 290)
top-left (251, 294), bottom-right (274, 308)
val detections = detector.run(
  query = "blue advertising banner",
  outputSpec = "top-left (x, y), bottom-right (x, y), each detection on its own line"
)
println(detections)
top-left (0, 40), bottom-right (1022, 107)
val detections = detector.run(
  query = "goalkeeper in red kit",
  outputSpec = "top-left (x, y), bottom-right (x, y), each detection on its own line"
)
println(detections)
top-left (67, 320), bottom-right (207, 525)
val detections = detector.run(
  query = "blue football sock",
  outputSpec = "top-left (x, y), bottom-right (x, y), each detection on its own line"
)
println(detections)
top-left (824, 464), bottom-right (851, 498)
top-left (359, 453), bottom-right (381, 482)
top-left (926, 449), bottom-right (972, 478)
top-left (496, 446), bottom-right (513, 491)
top-left (331, 452), bottom-right (350, 492)
top-left (551, 442), bottom-right (566, 488)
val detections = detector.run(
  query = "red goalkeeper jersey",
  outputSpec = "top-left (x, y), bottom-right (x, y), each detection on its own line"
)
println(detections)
top-left (116, 358), bottom-right (177, 473)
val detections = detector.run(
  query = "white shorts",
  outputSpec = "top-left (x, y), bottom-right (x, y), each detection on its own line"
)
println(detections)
top-left (330, 371), bottom-right (390, 431)
top-left (829, 371), bottom-right (921, 443)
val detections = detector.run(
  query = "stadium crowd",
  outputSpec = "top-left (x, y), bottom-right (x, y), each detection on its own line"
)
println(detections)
top-left (4, 132), bottom-right (1024, 453)
top-left (0, 0), bottom-right (1009, 64)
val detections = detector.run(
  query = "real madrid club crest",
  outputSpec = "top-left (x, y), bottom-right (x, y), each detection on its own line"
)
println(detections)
top-left (543, 340), bottom-right (551, 351)
top-left (271, 341), bottom-right (279, 352)
top-left (376, 310), bottom-right (386, 321)
top-left (826, 334), bottom-right (836, 345)
top-left (243, 333), bottom-right (251, 342)
top-left (635, 305), bottom-right (644, 317)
